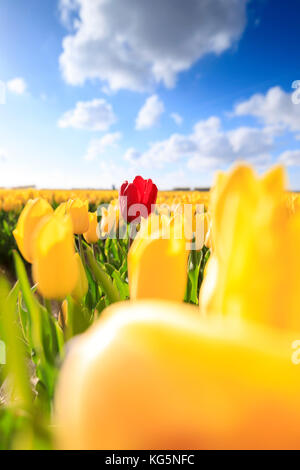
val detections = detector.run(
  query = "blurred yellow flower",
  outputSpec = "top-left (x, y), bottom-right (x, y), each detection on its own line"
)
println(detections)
top-left (54, 202), bottom-right (67, 217)
top-left (0, 188), bottom-right (211, 214)
top-left (2, 196), bottom-right (20, 212)
top-left (199, 164), bottom-right (300, 330)
top-left (83, 212), bottom-right (99, 244)
top-left (128, 215), bottom-right (189, 302)
top-left (66, 199), bottom-right (89, 234)
top-left (32, 214), bottom-right (78, 299)
top-left (138, 213), bottom-right (171, 239)
top-left (172, 210), bottom-right (211, 250)
top-left (13, 198), bottom-right (53, 263)
top-left (100, 201), bottom-right (119, 238)
top-left (195, 212), bottom-right (212, 250)
top-left (55, 300), bottom-right (300, 450)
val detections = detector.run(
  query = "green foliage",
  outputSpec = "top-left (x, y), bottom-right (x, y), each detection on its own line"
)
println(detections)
top-left (0, 210), bottom-right (19, 268)
top-left (185, 246), bottom-right (210, 305)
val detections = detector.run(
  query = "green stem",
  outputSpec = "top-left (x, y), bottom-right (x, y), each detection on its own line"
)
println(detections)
top-left (44, 298), bottom-right (52, 317)
top-left (86, 247), bottom-right (120, 304)
top-left (13, 251), bottom-right (45, 363)
top-left (78, 234), bottom-right (87, 270)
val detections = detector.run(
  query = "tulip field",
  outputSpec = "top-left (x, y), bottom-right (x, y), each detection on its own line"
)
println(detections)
top-left (1, 167), bottom-right (300, 450)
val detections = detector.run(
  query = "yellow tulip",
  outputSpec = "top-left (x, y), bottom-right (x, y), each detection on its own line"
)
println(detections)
top-left (138, 213), bottom-right (171, 239)
top-left (55, 300), bottom-right (300, 450)
top-left (32, 214), bottom-right (78, 299)
top-left (83, 212), bottom-right (99, 244)
top-left (128, 217), bottom-right (189, 302)
top-left (54, 202), bottom-right (67, 217)
top-left (13, 198), bottom-right (53, 263)
top-left (195, 212), bottom-right (211, 249)
top-left (0, 188), bottom-right (213, 213)
top-left (100, 201), bottom-right (119, 238)
top-left (172, 210), bottom-right (211, 251)
top-left (72, 253), bottom-right (88, 302)
top-left (2, 196), bottom-right (16, 212)
top-left (66, 199), bottom-right (89, 234)
top-left (199, 163), bottom-right (300, 330)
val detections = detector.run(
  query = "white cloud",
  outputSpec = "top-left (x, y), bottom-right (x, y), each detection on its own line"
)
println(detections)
top-left (278, 150), bottom-right (300, 166)
top-left (124, 147), bottom-right (141, 163)
top-left (234, 86), bottom-right (300, 132)
top-left (97, 160), bottom-right (138, 189)
top-left (84, 132), bottom-right (122, 161)
top-left (124, 116), bottom-right (274, 170)
top-left (155, 168), bottom-right (197, 190)
top-left (58, 98), bottom-right (117, 131)
top-left (6, 77), bottom-right (27, 95)
top-left (59, 0), bottom-right (79, 28)
top-left (170, 112), bottom-right (183, 126)
top-left (135, 95), bottom-right (164, 130)
top-left (97, 160), bottom-right (212, 190)
top-left (228, 126), bottom-right (273, 158)
top-left (59, 0), bottom-right (247, 92)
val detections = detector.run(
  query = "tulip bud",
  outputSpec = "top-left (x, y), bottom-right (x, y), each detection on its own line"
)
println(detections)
top-left (13, 198), bottom-right (54, 263)
top-left (128, 223), bottom-right (189, 302)
top-left (54, 202), bottom-right (67, 217)
top-left (195, 212), bottom-right (211, 250)
top-left (66, 199), bottom-right (89, 234)
top-left (119, 176), bottom-right (157, 223)
top-left (32, 214), bottom-right (79, 299)
top-left (71, 253), bottom-right (88, 302)
top-left (83, 212), bottom-right (99, 244)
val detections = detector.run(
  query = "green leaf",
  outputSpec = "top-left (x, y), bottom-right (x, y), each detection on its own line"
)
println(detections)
top-left (13, 251), bottom-right (43, 354)
top-left (65, 297), bottom-right (92, 339)
top-left (13, 251), bottom-right (58, 398)
top-left (112, 271), bottom-right (129, 300)
top-left (104, 262), bottom-right (116, 275)
top-left (0, 277), bottom-right (32, 409)
top-left (95, 297), bottom-right (107, 316)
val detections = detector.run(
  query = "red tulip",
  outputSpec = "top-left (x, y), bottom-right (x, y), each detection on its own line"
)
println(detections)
top-left (119, 176), bottom-right (158, 223)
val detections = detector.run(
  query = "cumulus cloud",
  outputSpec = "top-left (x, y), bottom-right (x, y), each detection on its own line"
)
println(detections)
top-left (135, 95), bottom-right (164, 130)
top-left (124, 116), bottom-right (274, 170)
top-left (278, 150), bottom-right (300, 166)
top-left (96, 160), bottom-right (213, 190)
top-left (58, 98), bottom-right (117, 131)
top-left (97, 160), bottom-right (138, 189)
top-left (84, 132), bottom-right (122, 161)
top-left (228, 126), bottom-right (273, 158)
top-left (234, 86), bottom-right (300, 132)
top-left (59, 0), bottom-right (247, 92)
top-left (124, 147), bottom-right (141, 163)
top-left (170, 112), bottom-right (183, 126)
top-left (59, 0), bottom-right (79, 28)
top-left (6, 77), bottom-right (27, 95)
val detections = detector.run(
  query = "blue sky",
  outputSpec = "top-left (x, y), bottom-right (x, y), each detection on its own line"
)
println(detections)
top-left (0, 0), bottom-right (300, 189)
